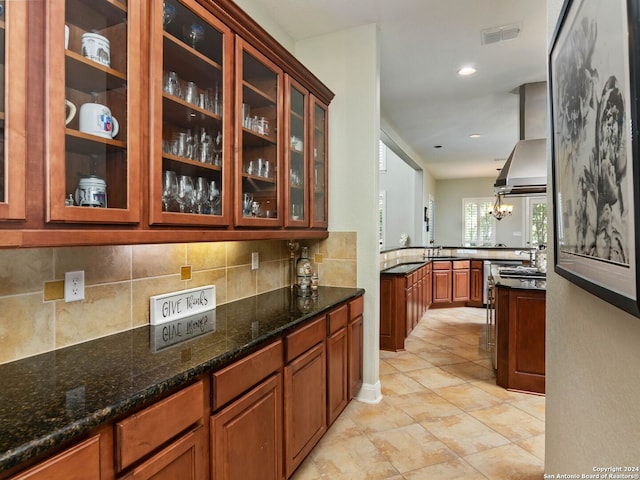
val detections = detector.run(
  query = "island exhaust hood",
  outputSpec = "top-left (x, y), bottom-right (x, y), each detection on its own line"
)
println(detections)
top-left (494, 82), bottom-right (547, 196)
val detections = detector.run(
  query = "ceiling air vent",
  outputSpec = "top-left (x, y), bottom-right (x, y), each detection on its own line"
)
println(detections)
top-left (481, 24), bottom-right (521, 45)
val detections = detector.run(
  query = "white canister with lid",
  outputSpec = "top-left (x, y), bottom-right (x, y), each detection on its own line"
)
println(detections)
top-left (75, 175), bottom-right (107, 208)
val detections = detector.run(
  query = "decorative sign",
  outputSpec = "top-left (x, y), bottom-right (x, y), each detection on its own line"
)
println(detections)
top-left (150, 285), bottom-right (215, 326)
top-left (150, 309), bottom-right (216, 352)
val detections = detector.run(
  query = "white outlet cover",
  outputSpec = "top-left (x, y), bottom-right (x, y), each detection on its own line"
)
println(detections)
top-left (251, 252), bottom-right (259, 270)
top-left (64, 270), bottom-right (85, 302)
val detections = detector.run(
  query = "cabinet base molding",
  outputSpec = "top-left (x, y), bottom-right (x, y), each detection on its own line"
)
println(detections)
top-left (353, 381), bottom-right (382, 404)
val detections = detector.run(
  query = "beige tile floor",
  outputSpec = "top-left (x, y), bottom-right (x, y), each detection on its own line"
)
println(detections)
top-left (291, 307), bottom-right (545, 480)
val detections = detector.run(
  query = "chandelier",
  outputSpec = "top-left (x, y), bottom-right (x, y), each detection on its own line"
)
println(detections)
top-left (490, 194), bottom-right (513, 220)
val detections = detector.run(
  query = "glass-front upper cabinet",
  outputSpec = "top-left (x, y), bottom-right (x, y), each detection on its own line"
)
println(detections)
top-left (0, 1), bottom-right (27, 221)
top-left (150, 0), bottom-right (232, 226)
top-left (235, 38), bottom-right (282, 227)
top-left (46, 0), bottom-right (141, 223)
top-left (284, 76), bottom-right (308, 228)
top-left (310, 96), bottom-right (328, 228)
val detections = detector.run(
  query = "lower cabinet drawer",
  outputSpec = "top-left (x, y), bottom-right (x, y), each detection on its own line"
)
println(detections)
top-left (9, 435), bottom-right (101, 480)
top-left (349, 295), bottom-right (363, 320)
top-left (115, 380), bottom-right (204, 472)
top-left (212, 340), bottom-right (283, 410)
top-left (327, 304), bottom-right (348, 335)
top-left (285, 316), bottom-right (326, 362)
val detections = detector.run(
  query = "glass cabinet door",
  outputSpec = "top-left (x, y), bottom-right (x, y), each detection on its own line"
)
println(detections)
top-left (235, 39), bottom-right (282, 227)
top-left (149, 0), bottom-right (232, 226)
top-left (284, 76), bottom-right (308, 227)
top-left (310, 96), bottom-right (328, 228)
top-left (0, 0), bottom-right (27, 221)
top-left (46, 0), bottom-right (141, 223)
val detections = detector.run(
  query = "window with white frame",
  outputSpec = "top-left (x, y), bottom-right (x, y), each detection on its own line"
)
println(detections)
top-left (379, 190), bottom-right (386, 248)
top-left (427, 194), bottom-right (435, 245)
top-left (379, 140), bottom-right (387, 173)
top-left (526, 196), bottom-right (548, 247)
top-left (463, 197), bottom-right (495, 247)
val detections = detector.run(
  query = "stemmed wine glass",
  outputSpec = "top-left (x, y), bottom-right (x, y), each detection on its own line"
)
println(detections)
top-left (209, 180), bottom-right (221, 215)
top-left (212, 131), bottom-right (222, 166)
top-left (162, 170), bottom-right (178, 211)
top-left (163, 2), bottom-right (176, 27)
top-left (193, 177), bottom-right (209, 214)
top-left (183, 22), bottom-right (205, 49)
top-left (176, 175), bottom-right (194, 213)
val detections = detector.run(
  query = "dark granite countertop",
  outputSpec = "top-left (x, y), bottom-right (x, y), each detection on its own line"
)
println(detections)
top-left (0, 286), bottom-right (364, 474)
top-left (492, 269), bottom-right (546, 291)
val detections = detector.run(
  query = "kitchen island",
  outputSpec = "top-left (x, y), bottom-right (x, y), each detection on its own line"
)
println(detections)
top-left (492, 269), bottom-right (546, 394)
top-left (0, 286), bottom-right (364, 478)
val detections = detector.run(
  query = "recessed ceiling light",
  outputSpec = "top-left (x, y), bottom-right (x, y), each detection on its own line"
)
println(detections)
top-left (457, 66), bottom-right (476, 76)
top-left (469, 133), bottom-right (481, 138)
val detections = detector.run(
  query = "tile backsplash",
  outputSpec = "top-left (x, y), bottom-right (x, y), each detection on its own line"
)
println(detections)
top-left (0, 232), bottom-right (356, 364)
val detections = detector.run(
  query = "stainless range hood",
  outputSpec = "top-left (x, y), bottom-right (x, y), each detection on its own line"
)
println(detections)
top-left (494, 82), bottom-right (547, 196)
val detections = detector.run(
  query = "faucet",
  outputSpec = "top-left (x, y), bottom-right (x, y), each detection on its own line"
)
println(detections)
top-left (423, 240), bottom-right (435, 259)
top-left (516, 248), bottom-right (535, 265)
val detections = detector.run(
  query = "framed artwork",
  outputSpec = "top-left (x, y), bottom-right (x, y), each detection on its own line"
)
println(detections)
top-left (549, 0), bottom-right (640, 316)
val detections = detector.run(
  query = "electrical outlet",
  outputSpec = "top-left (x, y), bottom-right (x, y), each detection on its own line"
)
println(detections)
top-left (251, 252), bottom-right (259, 270)
top-left (64, 270), bottom-right (85, 302)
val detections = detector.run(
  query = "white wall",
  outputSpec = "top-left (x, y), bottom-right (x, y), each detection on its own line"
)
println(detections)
top-left (379, 145), bottom-right (422, 248)
top-left (545, 0), bottom-right (640, 473)
top-left (232, 3), bottom-right (382, 403)
top-left (295, 25), bottom-right (382, 403)
top-left (434, 177), bottom-right (529, 247)
top-left (381, 119), bottom-right (437, 245)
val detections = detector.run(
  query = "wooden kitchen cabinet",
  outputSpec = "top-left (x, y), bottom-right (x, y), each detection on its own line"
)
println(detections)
top-left (0, 0), bottom-right (334, 247)
top-left (284, 76), bottom-right (308, 227)
top-left (495, 285), bottom-right (546, 394)
top-left (0, 0), bottom-right (27, 222)
top-left (432, 261), bottom-right (452, 304)
top-left (211, 373), bottom-right (283, 480)
top-left (45, 0), bottom-right (142, 224)
top-left (380, 264), bottom-right (430, 351)
top-left (452, 260), bottom-right (470, 302)
top-left (149, 0), bottom-right (233, 226)
top-left (309, 96), bottom-right (328, 228)
top-left (284, 316), bottom-right (326, 477)
top-left (348, 295), bottom-right (364, 399)
top-left (235, 38), bottom-right (283, 227)
top-left (326, 305), bottom-right (348, 426)
top-left (468, 260), bottom-right (484, 307)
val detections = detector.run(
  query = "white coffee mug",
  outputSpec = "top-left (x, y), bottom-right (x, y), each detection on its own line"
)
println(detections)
top-left (65, 100), bottom-right (76, 125)
top-left (81, 32), bottom-right (110, 67)
top-left (79, 103), bottom-right (119, 139)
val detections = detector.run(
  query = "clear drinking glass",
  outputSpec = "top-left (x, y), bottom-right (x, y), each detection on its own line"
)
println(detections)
top-left (209, 180), bottom-right (220, 215)
top-left (164, 71), bottom-right (181, 98)
top-left (176, 175), bottom-right (194, 213)
top-left (185, 81), bottom-right (198, 105)
top-left (193, 177), bottom-right (209, 214)
top-left (212, 131), bottom-right (222, 166)
top-left (162, 170), bottom-right (177, 211)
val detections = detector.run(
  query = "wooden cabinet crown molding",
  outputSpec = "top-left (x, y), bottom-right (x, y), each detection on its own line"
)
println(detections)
top-left (195, 0), bottom-right (334, 105)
